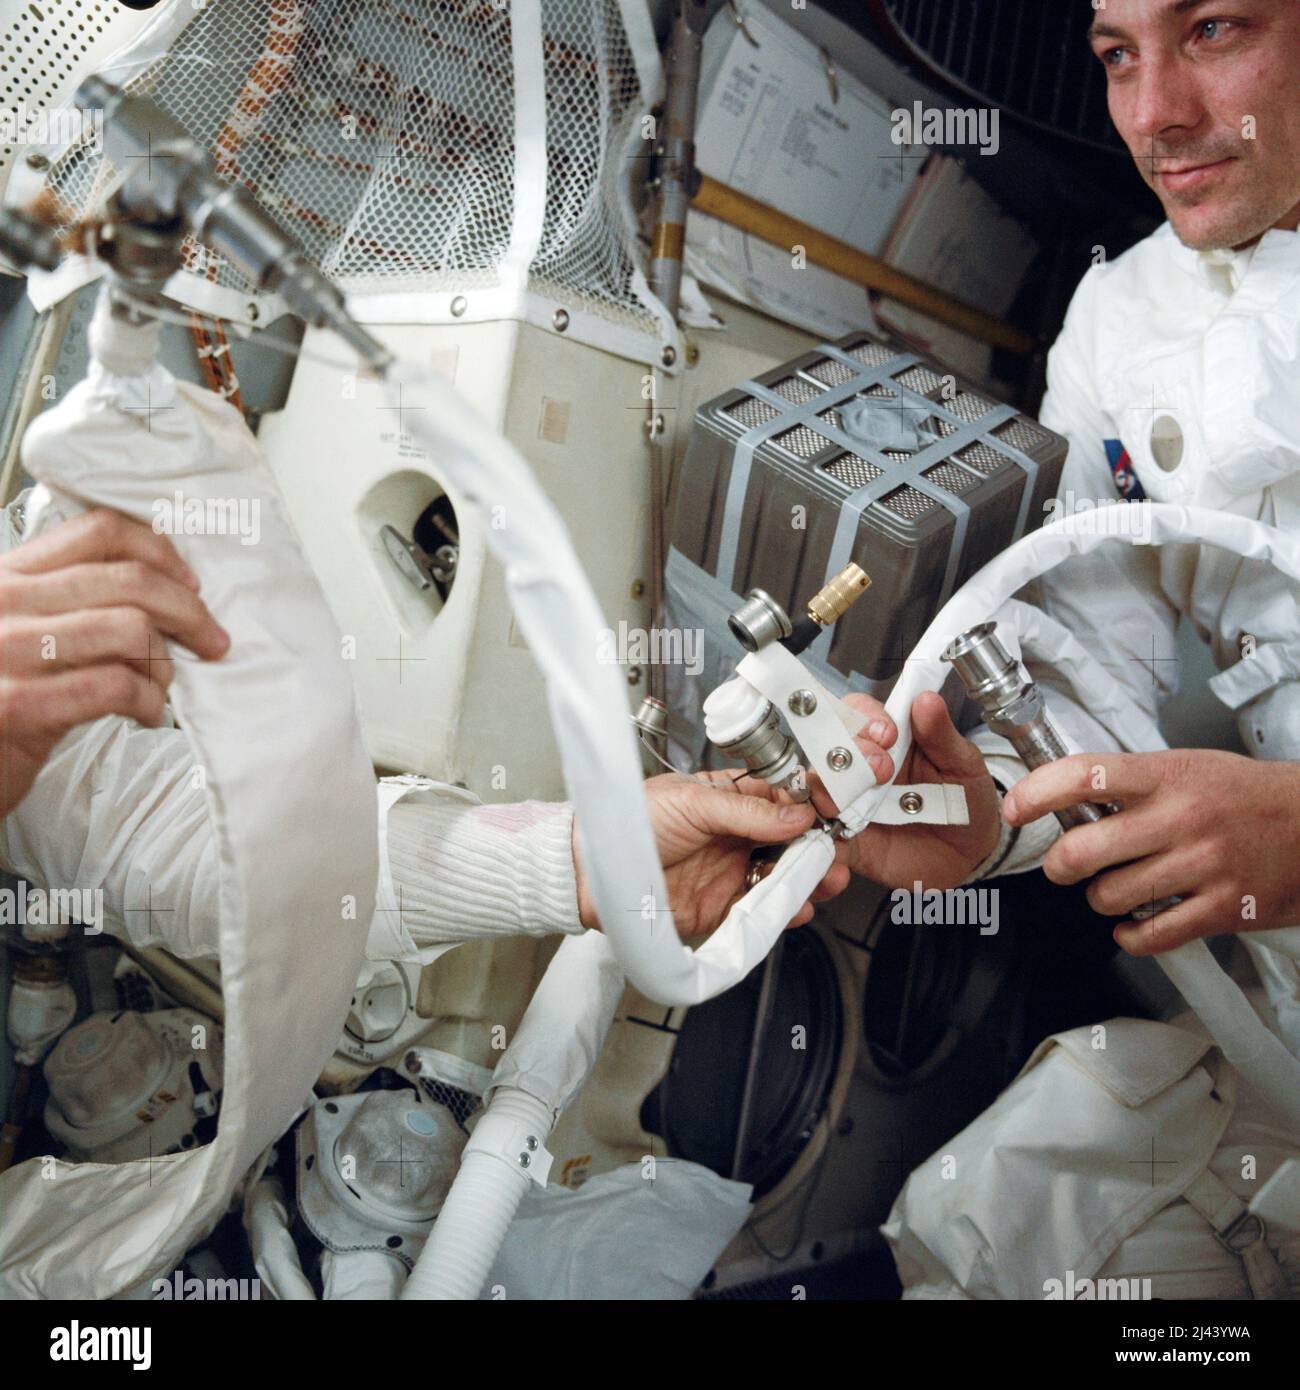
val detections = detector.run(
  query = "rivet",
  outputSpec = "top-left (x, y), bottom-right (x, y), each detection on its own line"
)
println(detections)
top-left (827, 747), bottom-right (852, 772)
top-left (788, 689), bottom-right (817, 717)
top-left (900, 791), bottom-right (924, 815)
top-left (661, 344), bottom-right (676, 367)
top-left (450, 295), bottom-right (467, 317)
top-left (552, 308), bottom-right (570, 333)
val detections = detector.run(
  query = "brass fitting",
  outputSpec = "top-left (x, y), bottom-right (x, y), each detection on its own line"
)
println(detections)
top-left (807, 562), bottom-right (871, 627)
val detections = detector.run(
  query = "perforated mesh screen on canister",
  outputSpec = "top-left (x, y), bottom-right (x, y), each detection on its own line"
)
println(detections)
top-left (46, 0), bottom-right (662, 339)
top-left (814, 342), bottom-right (1053, 557)
top-left (721, 346), bottom-right (1049, 521)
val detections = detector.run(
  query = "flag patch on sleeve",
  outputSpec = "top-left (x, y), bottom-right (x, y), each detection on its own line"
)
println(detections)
top-left (1104, 439), bottom-right (1146, 501)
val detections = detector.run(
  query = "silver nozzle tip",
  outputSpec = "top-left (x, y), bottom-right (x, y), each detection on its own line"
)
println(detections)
top-left (942, 621), bottom-right (1019, 696)
top-left (941, 620), bottom-right (1000, 667)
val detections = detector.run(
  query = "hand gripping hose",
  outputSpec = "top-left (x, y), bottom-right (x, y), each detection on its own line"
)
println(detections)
top-left (841, 502), bottom-right (1300, 1133)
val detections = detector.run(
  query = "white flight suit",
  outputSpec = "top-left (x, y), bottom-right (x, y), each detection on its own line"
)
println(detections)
top-left (886, 223), bottom-right (1300, 1299)
top-left (0, 496), bottom-right (587, 965)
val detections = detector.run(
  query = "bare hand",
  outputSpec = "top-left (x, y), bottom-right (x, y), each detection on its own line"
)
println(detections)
top-left (818, 692), bottom-right (1001, 890)
top-left (1005, 749), bottom-right (1300, 956)
top-left (573, 771), bottom-right (851, 939)
top-left (0, 508), bottom-right (230, 816)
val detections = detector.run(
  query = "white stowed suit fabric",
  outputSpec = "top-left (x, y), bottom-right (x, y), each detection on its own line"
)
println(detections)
top-left (885, 224), bottom-right (1300, 1300)
top-left (0, 292), bottom-right (379, 1298)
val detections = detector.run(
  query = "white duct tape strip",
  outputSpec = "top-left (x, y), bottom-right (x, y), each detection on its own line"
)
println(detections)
top-left (870, 783), bottom-right (970, 826)
top-left (463, 1113), bottom-right (554, 1189)
top-left (736, 641), bottom-right (875, 808)
top-left (0, 290), bottom-right (376, 1297)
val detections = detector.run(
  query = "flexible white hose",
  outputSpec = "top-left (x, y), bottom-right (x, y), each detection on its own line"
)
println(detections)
top-left (840, 503), bottom-right (1300, 1131)
top-left (483, 930), bottom-right (629, 1110)
top-left (387, 360), bottom-right (843, 1007)
top-left (853, 504), bottom-right (1300, 821)
top-left (400, 931), bottom-right (626, 1301)
top-left (398, 1088), bottom-right (546, 1301)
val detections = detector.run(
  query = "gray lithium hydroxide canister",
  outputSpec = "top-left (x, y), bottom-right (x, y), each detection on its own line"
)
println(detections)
top-left (668, 332), bottom-right (1067, 686)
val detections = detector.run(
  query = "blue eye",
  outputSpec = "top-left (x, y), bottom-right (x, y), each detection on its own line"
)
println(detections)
top-left (1103, 47), bottom-right (1127, 67)
top-left (1200, 19), bottom-right (1231, 40)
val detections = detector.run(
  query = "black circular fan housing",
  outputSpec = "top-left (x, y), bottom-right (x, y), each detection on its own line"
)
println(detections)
top-left (861, 909), bottom-right (975, 1080)
top-left (642, 930), bottom-right (843, 1199)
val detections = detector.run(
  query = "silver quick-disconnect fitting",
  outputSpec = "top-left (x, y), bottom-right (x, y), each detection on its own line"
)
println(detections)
top-left (943, 621), bottom-right (1113, 831)
top-left (707, 564), bottom-right (874, 802)
top-left (944, 621), bottom-right (1178, 920)
top-left (76, 75), bottom-right (394, 374)
top-left (703, 677), bottom-right (811, 802)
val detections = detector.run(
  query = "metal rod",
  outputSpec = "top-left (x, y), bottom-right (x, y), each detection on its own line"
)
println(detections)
top-left (691, 173), bottom-right (1037, 356)
top-left (647, 0), bottom-right (708, 322)
top-left (730, 935), bottom-right (783, 1181)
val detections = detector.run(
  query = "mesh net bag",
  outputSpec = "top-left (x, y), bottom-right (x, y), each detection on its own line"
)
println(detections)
top-left (43, 0), bottom-right (671, 360)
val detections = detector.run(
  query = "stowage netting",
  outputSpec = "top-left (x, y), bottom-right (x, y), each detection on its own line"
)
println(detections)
top-left (47, 0), bottom-right (663, 341)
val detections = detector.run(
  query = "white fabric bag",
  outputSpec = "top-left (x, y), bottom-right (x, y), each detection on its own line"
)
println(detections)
top-left (484, 1160), bottom-right (753, 1300)
top-left (0, 292), bottom-right (378, 1298)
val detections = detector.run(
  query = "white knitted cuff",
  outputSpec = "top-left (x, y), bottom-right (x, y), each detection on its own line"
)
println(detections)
top-left (966, 735), bottom-right (1064, 881)
top-left (385, 796), bottom-right (585, 946)
top-left (968, 782), bottom-right (1019, 883)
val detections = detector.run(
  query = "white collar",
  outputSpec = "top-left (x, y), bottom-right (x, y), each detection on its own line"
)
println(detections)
top-left (1166, 222), bottom-right (1300, 294)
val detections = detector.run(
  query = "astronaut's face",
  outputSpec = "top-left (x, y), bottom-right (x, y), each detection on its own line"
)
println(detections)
top-left (1090, 0), bottom-right (1300, 250)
